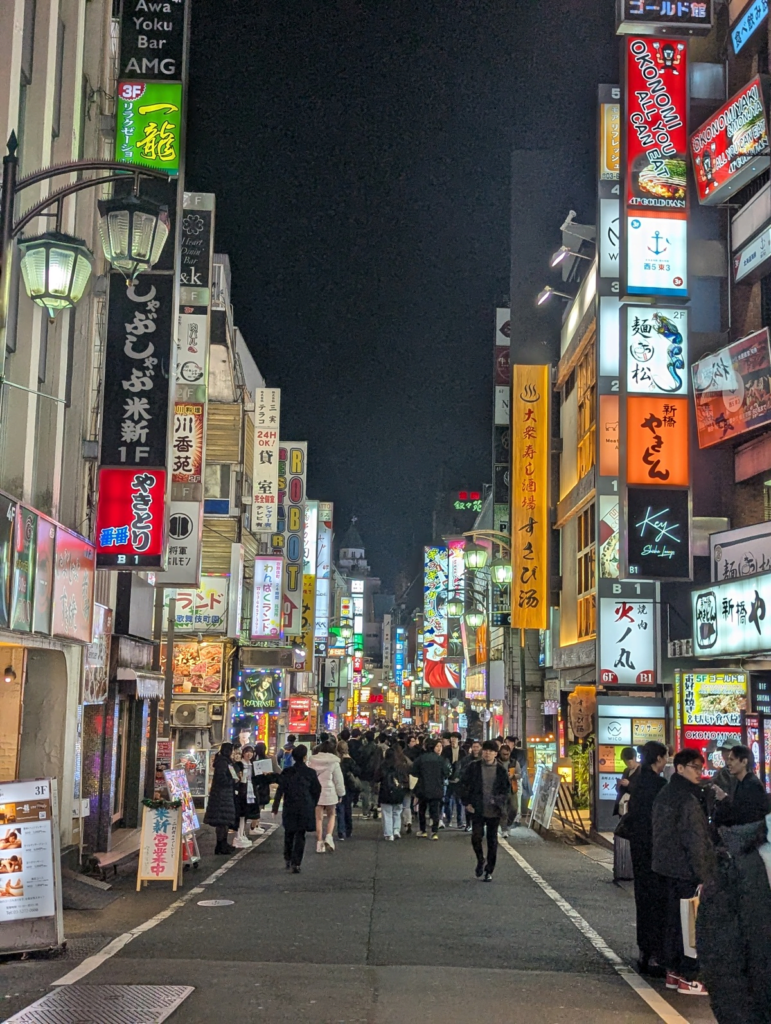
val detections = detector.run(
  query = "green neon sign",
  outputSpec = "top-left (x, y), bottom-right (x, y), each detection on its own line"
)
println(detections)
top-left (116, 80), bottom-right (183, 174)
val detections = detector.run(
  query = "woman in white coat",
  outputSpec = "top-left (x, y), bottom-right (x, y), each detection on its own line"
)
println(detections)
top-left (309, 741), bottom-right (346, 853)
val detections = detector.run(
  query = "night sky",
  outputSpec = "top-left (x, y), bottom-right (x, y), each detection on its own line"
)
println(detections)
top-left (187, 1), bottom-right (617, 592)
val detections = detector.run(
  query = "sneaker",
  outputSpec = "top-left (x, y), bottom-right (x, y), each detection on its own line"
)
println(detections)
top-left (232, 835), bottom-right (252, 849)
top-left (665, 973), bottom-right (682, 991)
top-left (475, 863), bottom-right (484, 878)
top-left (316, 841), bottom-right (326, 854)
top-left (416, 831), bottom-right (428, 838)
top-left (677, 979), bottom-right (708, 996)
top-left (384, 835), bottom-right (395, 842)
top-left (291, 865), bottom-right (301, 874)
top-left (249, 826), bottom-right (266, 836)
top-left (464, 824), bottom-right (472, 832)
top-left (432, 833), bottom-right (439, 841)
top-left (324, 834), bottom-right (336, 852)
top-left (483, 871), bottom-right (493, 882)
top-left (438, 820), bottom-right (446, 829)
top-left (394, 832), bottom-right (401, 839)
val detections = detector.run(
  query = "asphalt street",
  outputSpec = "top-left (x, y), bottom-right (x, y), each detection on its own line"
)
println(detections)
top-left (1, 816), bottom-right (718, 1024)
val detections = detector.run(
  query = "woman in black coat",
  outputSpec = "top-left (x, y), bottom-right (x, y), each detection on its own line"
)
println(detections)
top-left (272, 744), bottom-right (321, 873)
top-left (204, 743), bottom-right (240, 855)
top-left (624, 740), bottom-right (668, 975)
top-left (414, 738), bottom-right (450, 837)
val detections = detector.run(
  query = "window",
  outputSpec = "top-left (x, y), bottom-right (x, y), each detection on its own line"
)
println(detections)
top-left (576, 339), bottom-right (597, 479)
top-left (204, 463), bottom-right (231, 515)
top-left (51, 19), bottom-right (65, 139)
top-left (577, 504), bottom-right (596, 640)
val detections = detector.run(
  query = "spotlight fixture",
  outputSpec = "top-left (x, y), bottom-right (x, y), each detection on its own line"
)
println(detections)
top-left (537, 286), bottom-right (574, 306)
top-left (550, 245), bottom-right (594, 268)
top-left (3, 666), bottom-right (17, 684)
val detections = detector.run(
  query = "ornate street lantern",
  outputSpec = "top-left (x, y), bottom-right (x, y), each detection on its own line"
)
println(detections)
top-left (18, 232), bottom-right (94, 319)
top-left (463, 541), bottom-right (489, 571)
top-left (97, 194), bottom-right (170, 281)
top-left (446, 597), bottom-right (464, 617)
top-left (340, 622), bottom-right (353, 639)
top-left (491, 557), bottom-right (513, 585)
top-left (464, 609), bottom-right (486, 629)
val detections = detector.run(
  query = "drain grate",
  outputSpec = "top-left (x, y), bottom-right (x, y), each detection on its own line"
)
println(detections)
top-left (4, 984), bottom-right (194, 1023)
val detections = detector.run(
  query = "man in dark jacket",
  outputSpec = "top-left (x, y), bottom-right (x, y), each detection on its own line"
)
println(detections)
top-left (652, 748), bottom-right (717, 994)
top-left (459, 740), bottom-right (510, 881)
top-left (272, 745), bottom-right (321, 873)
top-left (355, 731), bottom-right (380, 819)
top-left (414, 738), bottom-right (450, 838)
top-left (713, 745), bottom-right (769, 828)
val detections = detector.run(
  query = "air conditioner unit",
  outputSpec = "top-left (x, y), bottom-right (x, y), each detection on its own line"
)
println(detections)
top-left (172, 702), bottom-right (210, 727)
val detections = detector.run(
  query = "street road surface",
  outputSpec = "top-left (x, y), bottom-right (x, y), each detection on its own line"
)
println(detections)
top-left (1, 819), bottom-right (717, 1023)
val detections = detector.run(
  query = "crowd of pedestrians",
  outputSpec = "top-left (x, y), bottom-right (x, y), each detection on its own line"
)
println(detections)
top-left (618, 737), bottom-right (771, 1020)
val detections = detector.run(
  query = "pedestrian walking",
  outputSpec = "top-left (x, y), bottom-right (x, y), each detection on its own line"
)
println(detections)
top-left (204, 742), bottom-right (239, 855)
top-left (620, 740), bottom-right (668, 977)
top-left (414, 737), bottom-right (450, 839)
top-left (252, 740), bottom-right (281, 831)
top-left (459, 740), bottom-right (482, 831)
top-left (496, 745), bottom-right (519, 837)
top-left (280, 734), bottom-right (297, 769)
top-left (459, 739), bottom-right (510, 881)
top-left (442, 732), bottom-right (465, 828)
top-left (271, 744), bottom-right (321, 873)
top-left (697, 813), bottom-right (771, 1023)
top-left (375, 747), bottom-right (409, 840)
top-left (336, 739), bottom-right (359, 840)
top-left (652, 748), bottom-right (717, 996)
top-left (355, 730), bottom-right (380, 819)
top-left (309, 741), bottom-right (346, 853)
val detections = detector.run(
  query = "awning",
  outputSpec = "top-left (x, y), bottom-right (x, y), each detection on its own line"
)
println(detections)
top-left (117, 667), bottom-right (165, 700)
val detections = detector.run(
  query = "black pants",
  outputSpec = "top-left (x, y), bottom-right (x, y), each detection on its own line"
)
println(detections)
top-left (630, 840), bottom-right (667, 960)
top-left (663, 876), bottom-right (699, 979)
top-left (418, 797), bottom-right (442, 833)
top-left (215, 825), bottom-right (229, 845)
top-left (471, 814), bottom-right (499, 873)
top-left (284, 828), bottom-right (306, 867)
top-left (337, 794), bottom-right (353, 838)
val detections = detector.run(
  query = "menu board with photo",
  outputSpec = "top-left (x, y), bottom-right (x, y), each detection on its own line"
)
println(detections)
top-left (161, 642), bottom-right (224, 694)
top-left (0, 779), bottom-right (57, 930)
top-left (163, 768), bottom-right (200, 835)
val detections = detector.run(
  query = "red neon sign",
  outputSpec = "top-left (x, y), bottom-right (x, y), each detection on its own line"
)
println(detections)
top-left (96, 467), bottom-right (166, 568)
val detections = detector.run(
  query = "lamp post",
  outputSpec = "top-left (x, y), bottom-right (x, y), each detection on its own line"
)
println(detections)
top-left (0, 133), bottom-right (171, 393)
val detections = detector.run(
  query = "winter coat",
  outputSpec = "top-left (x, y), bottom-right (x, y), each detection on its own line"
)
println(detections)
top-left (713, 773), bottom-right (769, 829)
top-left (613, 763), bottom-right (640, 817)
top-left (357, 740), bottom-right (381, 782)
top-left (203, 753), bottom-right (238, 827)
top-left (339, 754), bottom-right (361, 795)
top-left (272, 763), bottom-right (321, 832)
top-left (402, 743), bottom-right (422, 766)
top-left (309, 752), bottom-right (346, 806)
top-left (697, 819), bottom-right (771, 1024)
top-left (458, 758), bottom-right (510, 818)
top-left (443, 745), bottom-right (464, 788)
top-left (375, 760), bottom-right (409, 805)
top-left (413, 751), bottom-right (450, 800)
top-left (252, 753), bottom-right (281, 807)
top-left (235, 761), bottom-right (261, 818)
top-left (624, 764), bottom-right (666, 856)
top-left (652, 772), bottom-right (716, 884)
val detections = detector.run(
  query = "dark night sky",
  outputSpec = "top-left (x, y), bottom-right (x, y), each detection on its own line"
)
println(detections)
top-left (187, 1), bottom-right (618, 592)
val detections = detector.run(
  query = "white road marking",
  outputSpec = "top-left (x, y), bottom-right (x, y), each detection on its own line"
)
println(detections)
top-left (52, 826), bottom-right (277, 986)
top-left (500, 843), bottom-right (692, 1024)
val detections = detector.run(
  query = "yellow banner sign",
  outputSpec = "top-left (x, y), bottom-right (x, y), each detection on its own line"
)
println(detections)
top-left (511, 365), bottom-right (549, 629)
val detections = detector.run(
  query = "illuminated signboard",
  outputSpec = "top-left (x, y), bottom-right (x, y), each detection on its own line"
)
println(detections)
top-left (454, 490), bottom-right (482, 511)
top-left (598, 597), bottom-right (656, 686)
top-left (599, 395), bottom-right (620, 477)
top-left (734, 224), bottom-right (771, 284)
top-left (625, 306), bottom-right (687, 395)
top-left (693, 573), bottom-right (771, 655)
top-left (599, 496), bottom-right (620, 579)
top-left (617, 0), bottom-right (713, 35)
top-left (116, 81), bottom-right (182, 174)
top-left (626, 395), bottom-right (689, 486)
top-left (692, 328), bottom-right (771, 448)
top-left (423, 546), bottom-right (459, 688)
top-left (172, 576), bottom-right (229, 632)
top-left (625, 486), bottom-right (691, 579)
top-left (691, 77), bottom-right (770, 205)
top-left (95, 467), bottom-right (166, 568)
top-left (623, 37), bottom-right (688, 298)
top-left (681, 672), bottom-right (747, 726)
top-left (52, 527), bottom-right (96, 643)
top-left (253, 389), bottom-right (281, 533)
top-left (731, 0), bottom-right (769, 55)
top-left (279, 442), bottom-right (307, 635)
top-left (251, 557), bottom-right (283, 639)
top-left (511, 366), bottom-right (549, 630)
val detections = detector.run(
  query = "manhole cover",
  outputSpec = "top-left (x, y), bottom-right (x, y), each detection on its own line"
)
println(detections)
top-left (196, 899), bottom-right (234, 906)
top-left (5, 984), bottom-right (194, 1023)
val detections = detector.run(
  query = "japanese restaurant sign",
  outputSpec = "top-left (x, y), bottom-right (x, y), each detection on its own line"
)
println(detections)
top-left (0, 778), bottom-right (59, 937)
top-left (171, 401), bottom-right (204, 483)
top-left (731, 0), bottom-right (769, 56)
top-left (253, 389), bottom-right (281, 534)
top-left (693, 574), bottom-right (771, 655)
top-left (116, 81), bottom-right (183, 175)
top-left (625, 306), bottom-right (687, 395)
top-left (511, 365), bottom-right (549, 630)
top-left (623, 36), bottom-right (689, 298)
top-left (251, 556), bottom-right (283, 639)
top-left (96, 467), bottom-right (166, 568)
top-left (692, 329), bottom-right (771, 448)
top-left (599, 597), bottom-right (656, 685)
top-left (617, 0), bottom-right (713, 34)
top-left (51, 527), bottom-right (95, 644)
top-left (681, 671), bottom-right (747, 726)
top-left (626, 396), bottom-right (689, 486)
top-left (288, 696), bottom-right (313, 733)
top-left (711, 521), bottom-right (771, 581)
top-left (162, 641), bottom-right (223, 695)
top-left (691, 76), bottom-right (770, 205)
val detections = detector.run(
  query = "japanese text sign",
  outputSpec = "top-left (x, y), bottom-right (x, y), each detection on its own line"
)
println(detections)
top-left (625, 306), bottom-right (687, 395)
top-left (692, 329), bottom-right (771, 448)
top-left (288, 696), bottom-right (312, 733)
top-left (691, 77), bottom-right (769, 205)
top-left (171, 575), bottom-right (228, 633)
top-left (681, 672), bottom-right (747, 726)
top-left (710, 521), bottom-right (771, 582)
top-left (137, 804), bottom-right (182, 890)
top-left (626, 396), bottom-right (689, 486)
top-left (693, 574), bottom-right (771, 655)
top-left (117, 81), bottom-right (182, 174)
top-left (96, 467), bottom-right (166, 568)
top-left (171, 401), bottom-right (204, 482)
top-left (599, 598), bottom-right (656, 685)
top-left (101, 274), bottom-right (174, 468)
top-left (251, 557), bottom-right (283, 639)
top-left (731, 0), bottom-right (769, 55)
top-left (156, 500), bottom-right (201, 585)
top-left (617, 0), bottom-right (712, 34)
top-left (253, 390), bottom-right (281, 533)
top-left (51, 526), bottom-right (96, 643)
top-left (511, 366), bottom-right (549, 630)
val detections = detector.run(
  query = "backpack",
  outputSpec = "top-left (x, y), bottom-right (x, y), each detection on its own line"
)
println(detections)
top-left (381, 767), bottom-right (406, 805)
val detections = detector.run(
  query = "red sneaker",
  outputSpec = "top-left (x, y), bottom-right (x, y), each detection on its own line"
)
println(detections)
top-left (665, 973), bottom-right (681, 990)
top-left (677, 978), bottom-right (708, 996)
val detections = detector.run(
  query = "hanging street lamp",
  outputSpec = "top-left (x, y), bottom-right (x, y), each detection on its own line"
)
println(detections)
top-left (98, 193), bottom-right (170, 282)
top-left (463, 540), bottom-right (489, 571)
top-left (490, 556), bottom-right (513, 586)
top-left (340, 622), bottom-right (353, 640)
top-left (446, 597), bottom-right (464, 617)
top-left (18, 232), bottom-right (94, 320)
top-left (464, 609), bottom-right (486, 630)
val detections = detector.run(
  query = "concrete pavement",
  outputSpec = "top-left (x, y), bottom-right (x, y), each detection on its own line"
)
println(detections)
top-left (1, 816), bottom-right (717, 1023)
